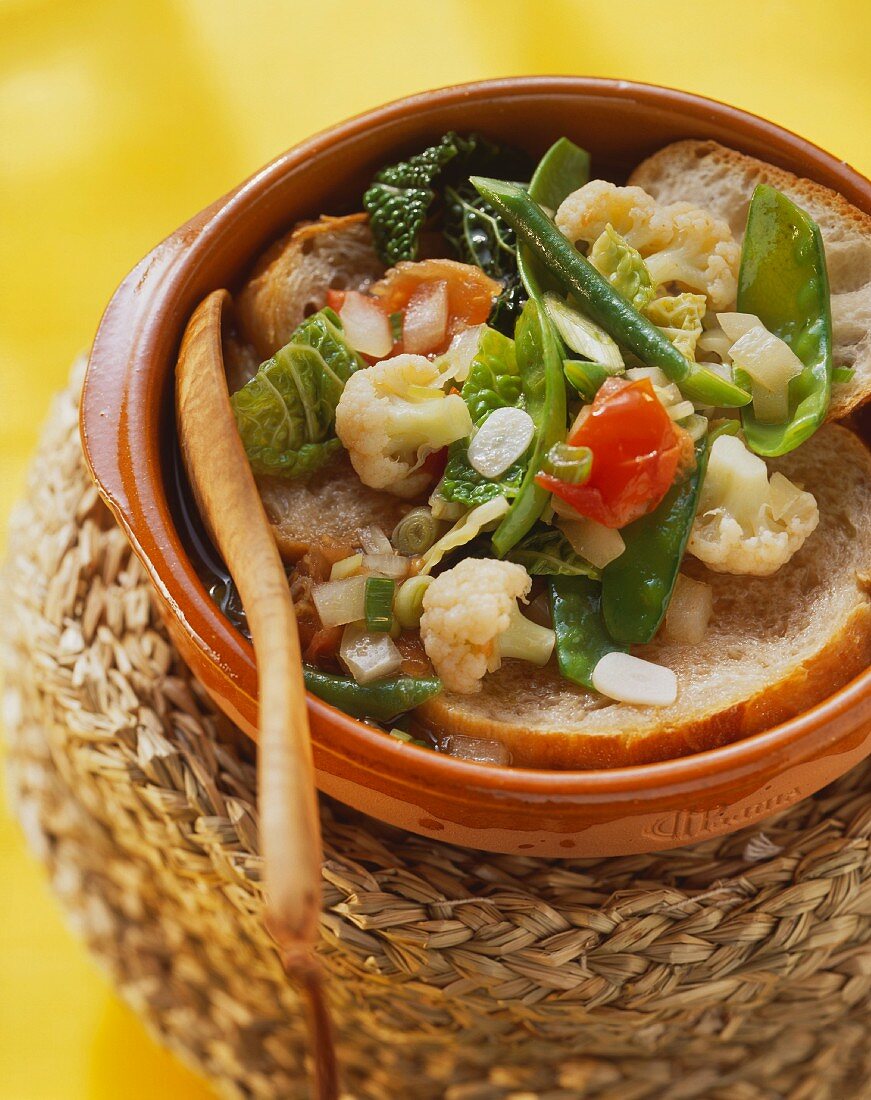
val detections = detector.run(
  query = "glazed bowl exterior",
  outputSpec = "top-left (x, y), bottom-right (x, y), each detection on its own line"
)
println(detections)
top-left (81, 77), bottom-right (871, 857)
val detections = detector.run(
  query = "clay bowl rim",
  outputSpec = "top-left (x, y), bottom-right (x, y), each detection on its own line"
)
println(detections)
top-left (81, 75), bottom-right (871, 807)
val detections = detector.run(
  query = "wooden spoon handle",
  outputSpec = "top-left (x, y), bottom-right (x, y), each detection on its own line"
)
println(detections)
top-left (176, 290), bottom-right (337, 1097)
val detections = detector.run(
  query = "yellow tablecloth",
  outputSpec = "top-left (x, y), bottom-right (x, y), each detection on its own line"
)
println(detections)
top-left (1, 2), bottom-right (870, 1096)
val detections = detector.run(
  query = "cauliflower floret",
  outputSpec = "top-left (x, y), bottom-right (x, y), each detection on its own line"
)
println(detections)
top-left (556, 181), bottom-right (674, 254)
top-left (335, 353), bottom-right (473, 498)
top-left (420, 559), bottom-right (554, 694)
top-left (688, 434), bottom-right (819, 576)
top-left (556, 181), bottom-right (740, 310)
top-left (644, 205), bottom-right (740, 311)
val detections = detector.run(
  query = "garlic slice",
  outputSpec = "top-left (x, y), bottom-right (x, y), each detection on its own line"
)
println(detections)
top-left (592, 652), bottom-right (677, 706)
top-left (467, 407), bottom-right (535, 480)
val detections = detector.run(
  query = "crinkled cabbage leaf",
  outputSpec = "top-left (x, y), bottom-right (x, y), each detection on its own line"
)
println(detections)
top-left (589, 225), bottom-right (654, 311)
top-left (440, 326), bottom-right (529, 505)
top-left (507, 527), bottom-right (599, 579)
top-left (230, 308), bottom-right (364, 477)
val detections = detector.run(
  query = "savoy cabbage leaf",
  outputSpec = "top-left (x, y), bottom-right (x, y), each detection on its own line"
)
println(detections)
top-left (363, 131), bottom-right (529, 271)
top-left (440, 326), bottom-right (529, 506)
top-left (507, 527), bottom-right (599, 579)
top-left (230, 309), bottom-right (363, 478)
top-left (588, 225), bottom-right (654, 311)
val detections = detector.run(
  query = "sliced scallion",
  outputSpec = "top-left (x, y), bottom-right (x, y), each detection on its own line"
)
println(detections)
top-left (364, 577), bottom-right (396, 633)
top-left (392, 508), bottom-right (440, 555)
top-left (542, 442), bottom-right (593, 485)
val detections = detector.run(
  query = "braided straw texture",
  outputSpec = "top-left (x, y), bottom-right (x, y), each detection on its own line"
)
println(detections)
top-left (3, 370), bottom-right (871, 1100)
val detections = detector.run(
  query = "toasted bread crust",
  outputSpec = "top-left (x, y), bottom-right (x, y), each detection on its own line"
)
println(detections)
top-left (419, 602), bottom-right (871, 769)
top-left (629, 140), bottom-right (871, 422)
top-left (237, 214), bottom-right (384, 359)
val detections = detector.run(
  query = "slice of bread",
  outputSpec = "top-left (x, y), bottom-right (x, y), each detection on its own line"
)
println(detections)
top-left (629, 140), bottom-right (871, 421)
top-left (257, 452), bottom-right (411, 563)
top-left (237, 214), bottom-right (384, 360)
top-left (418, 425), bottom-right (871, 769)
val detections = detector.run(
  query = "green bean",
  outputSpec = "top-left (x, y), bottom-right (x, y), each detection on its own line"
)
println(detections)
top-left (471, 177), bottom-right (751, 409)
top-left (518, 138), bottom-right (590, 302)
top-left (549, 576), bottom-right (624, 690)
top-left (601, 439), bottom-right (709, 644)
top-left (737, 184), bottom-right (833, 456)
top-left (303, 667), bottom-right (441, 722)
top-left (491, 299), bottom-right (567, 557)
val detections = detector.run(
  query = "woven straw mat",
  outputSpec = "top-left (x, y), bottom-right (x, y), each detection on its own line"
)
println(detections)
top-left (3, 366), bottom-right (871, 1100)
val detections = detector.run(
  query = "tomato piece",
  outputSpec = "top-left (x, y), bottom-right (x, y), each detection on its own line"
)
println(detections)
top-left (326, 289), bottom-right (346, 311)
top-left (369, 259), bottom-right (501, 353)
top-left (421, 447), bottom-right (448, 480)
top-left (536, 377), bottom-right (690, 528)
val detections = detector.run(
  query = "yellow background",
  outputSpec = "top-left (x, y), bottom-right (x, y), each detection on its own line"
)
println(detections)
top-left (1, 1), bottom-right (870, 1096)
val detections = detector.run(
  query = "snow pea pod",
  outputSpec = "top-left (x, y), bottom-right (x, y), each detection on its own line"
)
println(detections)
top-left (737, 184), bottom-right (832, 456)
top-left (491, 298), bottom-right (567, 557)
top-left (601, 438), bottom-right (709, 644)
top-left (303, 667), bottom-right (441, 722)
top-left (518, 138), bottom-right (590, 302)
top-left (471, 177), bottom-right (751, 409)
top-left (563, 358), bottom-right (609, 401)
top-left (549, 576), bottom-right (624, 690)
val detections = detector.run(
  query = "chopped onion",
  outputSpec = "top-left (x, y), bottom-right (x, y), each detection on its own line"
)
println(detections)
top-left (750, 383), bottom-right (789, 424)
top-left (330, 553), bottom-right (364, 581)
top-left (429, 483), bottom-right (466, 521)
top-left (697, 328), bottom-right (734, 362)
top-left (339, 291), bottom-right (393, 358)
top-left (592, 652), bottom-right (677, 706)
top-left (717, 312), bottom-right (762, 342)
top-left (438, 325), bottom-right (484, 384)
top-left (557, 516), bottom-right (625, 569)
top-left (359, 525), bottom-right (394, 555)
top-left (468, 407), bottom-right (535, 480)
top-left (625, 366), bottom-right (671, 388)
top-left (402, 280), bottom-right (449, 354)
top-left (544, 293), bottom-right (624, 371)
top-left (667, 399), bottom-right (696, 422)
top-left (441, 733), bottom-right (511, 766)
top-left (768, 471), bottom-right (805, 521)
top-left (339, 623), bottom-right (403, 684)
top-left (312, 576), bottom-right (367, 628)
top-left (682, 414), bottom-right (709, 442)
top-left (726, 323), bottom-right (803, 425)
top-left (361, 553), bottom-right (409, 580)
top-left (663, 574), bottom-right (713, 645)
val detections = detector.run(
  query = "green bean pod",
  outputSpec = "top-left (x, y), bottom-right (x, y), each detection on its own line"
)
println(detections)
top-left (601, 439), bottom-right (709, 645)
top-left (549, 576), bottom-right (624, 690)
top-left (303, 667), bottom-right (441, 722)
top-left (563, 359), bottom-right (609, 401)
top-left (737, 184), bottom-right (833, 456)
top-left (471, 177), bottom-right (752, 409)
top-left (491, 299), bottom-right (567, 557)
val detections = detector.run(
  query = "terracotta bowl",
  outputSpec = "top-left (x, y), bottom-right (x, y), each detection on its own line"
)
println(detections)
top-left (81, 77), bottom-right (871, 857)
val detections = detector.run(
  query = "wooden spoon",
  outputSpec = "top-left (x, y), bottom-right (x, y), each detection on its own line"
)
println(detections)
top-left (176, 289), bottom-right (338, 1098)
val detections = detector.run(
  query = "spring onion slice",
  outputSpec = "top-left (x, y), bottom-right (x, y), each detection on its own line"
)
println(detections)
top-left (542, 442), bottom-right (593, 485)
top-left (364, 577), bottom-right (396, 633)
